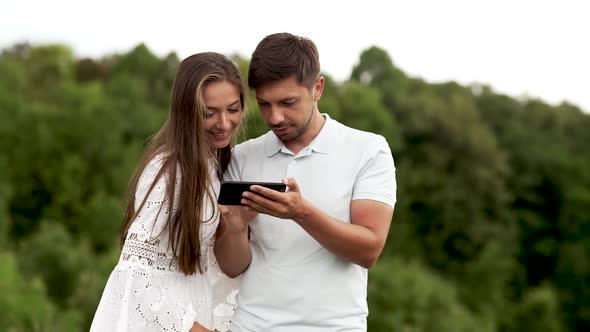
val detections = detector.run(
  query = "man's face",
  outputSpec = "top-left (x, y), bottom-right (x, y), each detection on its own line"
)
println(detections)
top-left (254, 77), bottom-right (322, 143)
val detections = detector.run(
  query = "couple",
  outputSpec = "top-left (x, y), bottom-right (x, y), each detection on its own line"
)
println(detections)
top-left (90, 32), bottom-right (397, 332)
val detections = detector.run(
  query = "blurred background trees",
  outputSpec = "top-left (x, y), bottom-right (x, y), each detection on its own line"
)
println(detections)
top-left (1, 43), bottom-right (588, 331)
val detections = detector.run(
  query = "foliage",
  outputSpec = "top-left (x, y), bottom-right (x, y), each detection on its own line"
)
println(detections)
top-left (1, 42), bottom-right (588, 331)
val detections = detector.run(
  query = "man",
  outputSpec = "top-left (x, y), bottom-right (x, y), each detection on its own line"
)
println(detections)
top-left (214, 32), bottom-right (396, 331)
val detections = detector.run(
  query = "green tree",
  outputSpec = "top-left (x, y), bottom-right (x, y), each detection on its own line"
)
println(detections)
top-left (369, 257), bottom-right (488, 332)
top-left (500, 285), bottom-right (565, 332)
top-left (336, 81), bottom-right (401, 150)
top-left (477, 91), bottom-right (590, 330)
top-left (0, 252), bottom-right (81, 331)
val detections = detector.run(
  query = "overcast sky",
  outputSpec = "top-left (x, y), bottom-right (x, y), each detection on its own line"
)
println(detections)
top-left (2, 0), bottom-right (588, 112)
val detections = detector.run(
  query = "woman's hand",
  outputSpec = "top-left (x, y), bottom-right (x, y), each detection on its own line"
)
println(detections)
top-left (218, 205), bottom-right (258, 236)
top-left (189, 321), bottom-right (214, 332)
top-left (215, 204), bottom-right (256, 277)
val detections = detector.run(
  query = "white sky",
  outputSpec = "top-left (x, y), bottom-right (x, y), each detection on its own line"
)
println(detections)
top-left (1, 0), bottom-right (588, 112)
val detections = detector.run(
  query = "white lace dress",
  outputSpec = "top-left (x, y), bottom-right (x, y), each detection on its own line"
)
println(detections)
top-left (90, 157), bottom-right (239, 332)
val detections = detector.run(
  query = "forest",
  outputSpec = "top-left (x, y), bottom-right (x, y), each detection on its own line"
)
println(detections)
top-left (0, 42), bottom-right (589, 331)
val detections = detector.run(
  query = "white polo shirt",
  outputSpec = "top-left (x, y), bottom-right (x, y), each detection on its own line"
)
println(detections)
top-left (225, 114), bottom-right (396, 332)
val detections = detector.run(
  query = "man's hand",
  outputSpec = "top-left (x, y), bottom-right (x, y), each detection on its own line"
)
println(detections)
top-left (241, 178), bottom-right (309, 220)
top-left (243, 177), bottom-right (394, 269)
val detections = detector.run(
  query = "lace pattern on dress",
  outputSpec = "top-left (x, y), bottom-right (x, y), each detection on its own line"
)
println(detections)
top-left (121, 236), bottom-right (181, 272)
top-left (207, 238), bottom-right (240, 331)
top-left (90, 156), bottom-right (238, 332)
top-left (92, 264), bottom-right (213, 332)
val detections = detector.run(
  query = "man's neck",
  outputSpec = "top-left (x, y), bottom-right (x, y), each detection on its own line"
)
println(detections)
top-left (284, 111), bottom-right (325, 155)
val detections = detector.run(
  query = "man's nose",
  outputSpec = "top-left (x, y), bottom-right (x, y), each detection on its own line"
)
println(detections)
top-left (268, 106), bottom-right (284, 125)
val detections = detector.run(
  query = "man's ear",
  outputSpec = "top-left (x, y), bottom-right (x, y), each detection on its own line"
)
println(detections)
top-left (313, 76), bottom-right (325, 101)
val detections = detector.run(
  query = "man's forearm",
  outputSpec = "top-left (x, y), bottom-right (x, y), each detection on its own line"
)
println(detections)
top-left (293, 205), bottom-right (385, 268)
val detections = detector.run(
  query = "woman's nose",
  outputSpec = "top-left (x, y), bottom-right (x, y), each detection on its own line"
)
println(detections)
top-left (216, 113), bottom-right (230, 130)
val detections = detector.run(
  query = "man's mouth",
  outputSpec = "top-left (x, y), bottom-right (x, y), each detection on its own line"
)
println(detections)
top-left (273, 126), bottom-right (290, 134)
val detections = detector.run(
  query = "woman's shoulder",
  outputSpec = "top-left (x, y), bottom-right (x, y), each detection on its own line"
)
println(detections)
top-left (134, 153), bottom-right (181, 204)
top-left (145, 153), bottom-right (167, 174)
top-left (139, 153), bottom-right (180, 184)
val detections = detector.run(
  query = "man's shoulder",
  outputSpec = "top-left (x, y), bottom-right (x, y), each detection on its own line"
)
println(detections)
top-left (233, 131), bottom-right (273, 153)
top-left (332, 118), bottom-right (388, 148)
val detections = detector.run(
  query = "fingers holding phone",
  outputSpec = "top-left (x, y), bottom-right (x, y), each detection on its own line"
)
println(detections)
top-left (244, 177), bottom-right (309, 220)
top-left (218, 204), bottom-right (258, 236)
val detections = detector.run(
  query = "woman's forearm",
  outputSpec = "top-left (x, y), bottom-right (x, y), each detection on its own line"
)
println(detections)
top-left (214, 221), bottom-right (251, 278)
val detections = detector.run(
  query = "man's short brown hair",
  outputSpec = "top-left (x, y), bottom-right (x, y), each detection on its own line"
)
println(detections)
top-left (248, 32), bottom-right (320, 90)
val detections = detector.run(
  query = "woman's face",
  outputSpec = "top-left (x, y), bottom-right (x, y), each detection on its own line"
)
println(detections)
top-left (202, 80), bottom-right (243, 149)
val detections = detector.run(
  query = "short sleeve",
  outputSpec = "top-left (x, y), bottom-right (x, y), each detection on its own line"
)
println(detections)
top-left (223, 147), bottom-right (243, 182)
top-left (352, 135), bottom-right (397, 208)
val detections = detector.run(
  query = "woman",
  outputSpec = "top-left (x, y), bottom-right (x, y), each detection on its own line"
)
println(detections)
top-left (90, 52), bottom-right (246, 332)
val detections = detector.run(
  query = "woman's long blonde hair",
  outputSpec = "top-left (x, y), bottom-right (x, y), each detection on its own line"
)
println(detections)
top-left (120, 52), bottom-right (245, 275)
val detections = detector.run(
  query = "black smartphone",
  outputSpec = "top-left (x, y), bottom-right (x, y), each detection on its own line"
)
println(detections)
top-left (217, 181), bottom-right (287, 205)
